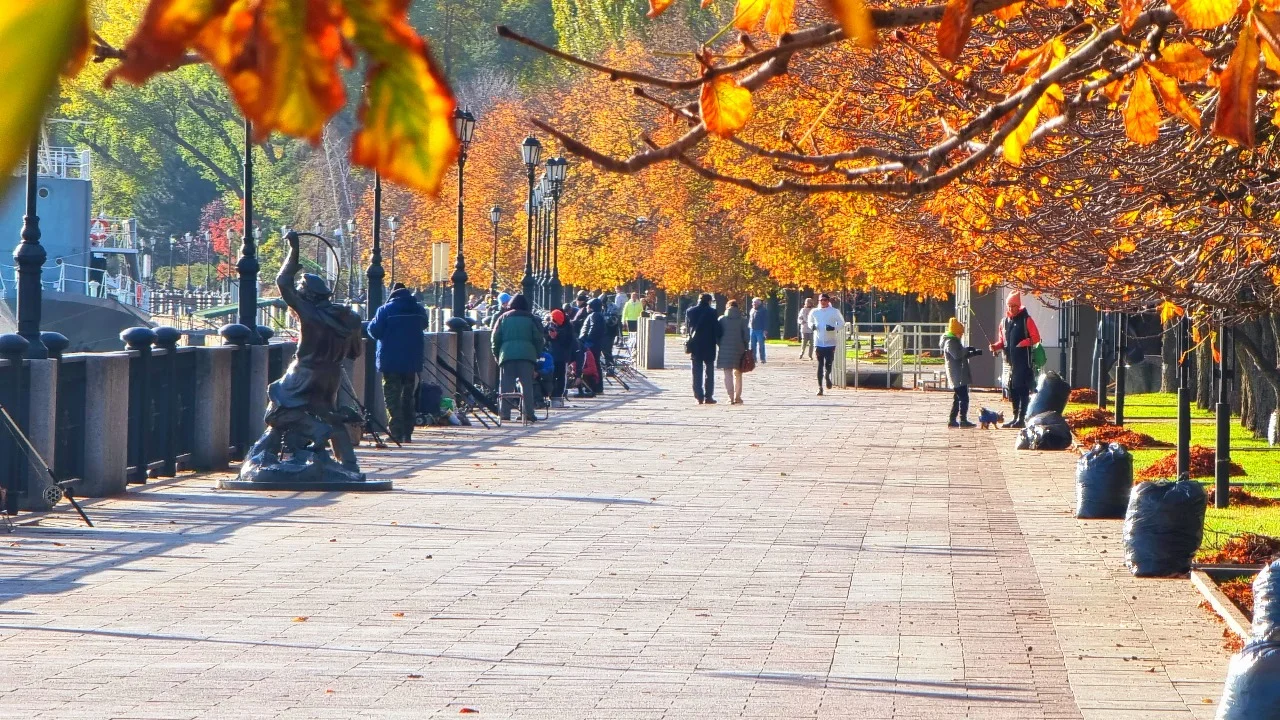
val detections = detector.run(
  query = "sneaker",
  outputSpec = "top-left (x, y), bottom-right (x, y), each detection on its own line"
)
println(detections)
top-left (947, 421), bottom-right (960, 428)
top-left (734, 398), bottom-right (744, 405)
top-left (958, 420), bottom-right (976, 428)
top-left (704, 398), bottom-right (718, 404)
top-left (817, 388), bottom-right (824, 396)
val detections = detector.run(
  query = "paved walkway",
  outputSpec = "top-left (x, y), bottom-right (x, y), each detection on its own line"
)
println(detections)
top-left (1, 340), bottom-right (1230, 719)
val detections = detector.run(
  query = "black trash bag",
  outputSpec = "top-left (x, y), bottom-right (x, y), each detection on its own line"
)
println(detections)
top-left (1214, 641), bottom-right (1280, 720)
top-left (1252, 559), bottom-right (1280, 643)
top-left (1122, 479), bottom-right (1206, 577)
top-left (1026, 370), bottom-right (1071, 418)
top-left (416, 383), bottom-right (443, 415)
top-left (1075, 443), bottom-right (1134, 518)
top-left (1015, 411), bottom-right (1073, 451)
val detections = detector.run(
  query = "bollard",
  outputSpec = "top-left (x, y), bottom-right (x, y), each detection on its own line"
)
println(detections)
top-left (41, 332), bottom-right (69, 361)
top-left (154, 326), bottom-right (182, 477)
top-left (1115, 313), bottom-right (1127, 426)
top-left (0, 333), bottom-right (30, 515)
top-left (1215, 323), bottom-right (1233, 509)
top-left (220, 323), bottom-right (254, 460)
top-left (121, 327), bottom-right (157, 484)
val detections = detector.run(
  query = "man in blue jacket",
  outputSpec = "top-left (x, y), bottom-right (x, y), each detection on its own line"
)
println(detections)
top-left (368, 283), bottom-right (428, 442)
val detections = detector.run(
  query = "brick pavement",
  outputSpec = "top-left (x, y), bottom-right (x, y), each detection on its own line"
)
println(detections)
top-left (0, 340), bottom-right (1230, 719)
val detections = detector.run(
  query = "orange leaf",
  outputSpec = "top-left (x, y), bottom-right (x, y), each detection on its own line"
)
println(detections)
top-left (700, 74), bottom-right (753, 137)
top-left (1002, 92), bottom-right (1043, 166)
top-left (1212, 20), bottom-right (1260, 147)
top-left (1253, 10), bottom-right (1280, 59)
top-left (105, 0), bottom-right (232, 86)
top-left (1159, 300), bottom-right (1185, 325)
top-left (1120, 0), bottom-right (1144, 31)
top-left (733, 0), bottom-right (768, 31)
top-left (1211, 331), bottom-right (1222, 364)
top-left (764, 0), bottom-right (796, 35)
top-left (821, 0), bottom-right (877, 49)
top-left (993, 2), bottom-right (1024, 21)
top-left (938, 0), bottom-right (975, 61)
top-left (1167, 0), bottom-right (1239, 29)
top-left (1124, 67), bottom-right (1161, 144)
top-left (701, 0), bottom-right (713, 7)
top-left (1151, 42), bottom-right (1212, 81)
top-left (648, 0), bottom-right (675, 18)
top-left (1146, 64), bottom-right (1202, 130)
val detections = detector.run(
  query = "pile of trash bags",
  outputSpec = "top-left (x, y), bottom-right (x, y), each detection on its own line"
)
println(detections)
top-left (1026, 370), bottom-right (1071, 418)
top-left (1075, 444), bottom-right (1133, 518)
top-left (1216, 559), bottom-right (1280, 719)
top-left (1015, 411), bottom-right (1073, 451)
top-left (1122, 479), bottom-right (1205, 576)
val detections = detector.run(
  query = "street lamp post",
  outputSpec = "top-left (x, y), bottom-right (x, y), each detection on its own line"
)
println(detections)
top-left (167, 235), bottom-right (177, 292)
top-left (531, 182), bottom-right (544, 305)
top-left (520, 136), bottom-right (541, 300)
top-left (547, 155), bottom-right (567, 309)
top-left (203, 230), bottom-right (213, 293)
top-left (451, 108), bottom-right (476, 319)
top-left (183, 232), bottom-right (194, 293)
top-left (368, 176), bottom-right (386, 313)
top-left (489, 206), bottom-right (501, 301)
top-left (387, 216), bottom-right (399, 285)
top-left (236, 118), bottom-right (260, 341)
top-left (13, 137), bottom-right (48, 358)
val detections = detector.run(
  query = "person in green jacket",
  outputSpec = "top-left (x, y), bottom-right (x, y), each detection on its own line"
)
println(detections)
top-left (491, 294), bottom-right (546, 422)
top-left (622, 291), bottom-right (644, 332)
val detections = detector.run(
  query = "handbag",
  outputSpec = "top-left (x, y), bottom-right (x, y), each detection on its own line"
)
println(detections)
top-left (739, 350), bottom-right (756, 373)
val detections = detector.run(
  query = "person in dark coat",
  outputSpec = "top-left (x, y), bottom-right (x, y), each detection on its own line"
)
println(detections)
top-left (570, 292), bottom-right (590, 336)
top-left (546, 308), bottom-right (577, 407)
top-left (683, 293), bottom-right (722, 404)
top-left (578, 298), bottom-right (607, 395)
top-left (990, 291), bottom-right (1042, 428)
top-left (368, 282), bottom-right (428, 442)
top-left (491, 294), bottom-right (545, 422)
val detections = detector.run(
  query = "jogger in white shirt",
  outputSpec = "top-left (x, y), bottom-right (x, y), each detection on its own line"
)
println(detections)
top-left (807, 293), bottom-right (844, 396)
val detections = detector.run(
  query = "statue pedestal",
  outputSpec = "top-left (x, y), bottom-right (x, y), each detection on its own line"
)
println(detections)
top-left (219, 453), bottom-right (392, 492)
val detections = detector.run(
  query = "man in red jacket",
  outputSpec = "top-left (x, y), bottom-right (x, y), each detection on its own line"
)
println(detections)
top-left (990, 291), bottom-right (1040, 428)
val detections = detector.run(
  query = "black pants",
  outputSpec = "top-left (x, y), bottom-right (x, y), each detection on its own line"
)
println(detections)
top-left (949, 385), bottom-right (970, 421)
top-left (553, 360), bottom-right (567, 400)
top-left (382, 372), bottom-right (419, 441)
top-left (815, 346), bottom-right (835, 387)
top-left (1009, 385), bottom-right (1031, 420)
top-left (500, 360), bottom-right (537, 421)
top-left (692, 354), bottom-right (716, 401)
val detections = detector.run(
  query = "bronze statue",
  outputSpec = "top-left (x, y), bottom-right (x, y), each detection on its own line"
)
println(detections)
top-left (234, 231), bottom-right (387, 489)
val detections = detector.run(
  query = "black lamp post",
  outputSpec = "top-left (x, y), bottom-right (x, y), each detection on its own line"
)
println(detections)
top-left (367, 174), bottom-right (385, 313)
top-left (547, 155), bottom-right (567, 309)
top-left (167, 235), bottom-right (177, 292)
top-left (387, 215), bottom-right (399, 285)
top-left (14, 138), bottom-right (48, 358)
top-left (489, 205), bottom-right (501, 300)
top-left (532, 181), bottom-right (544, 305)
top-left (236, 118), bottom-right (260, 341)
top-left (452, 107), bottom-right (476, 319)
top-left (520, 135), bottom-right (541, 299)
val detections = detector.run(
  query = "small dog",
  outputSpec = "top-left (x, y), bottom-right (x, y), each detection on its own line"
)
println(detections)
top-left (978, 407), bottom-right (1004, 429)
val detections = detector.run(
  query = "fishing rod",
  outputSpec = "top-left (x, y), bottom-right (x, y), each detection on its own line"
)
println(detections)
top-left (0, 402), bottom-right (92, 527)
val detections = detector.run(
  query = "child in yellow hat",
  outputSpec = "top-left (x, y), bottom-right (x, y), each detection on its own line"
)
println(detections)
top-left (941, 317), bottom-right (980, 428)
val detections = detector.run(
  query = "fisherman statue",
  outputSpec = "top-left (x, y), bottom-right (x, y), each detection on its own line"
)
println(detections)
top-left (226, 230), bottom-right (391, 490)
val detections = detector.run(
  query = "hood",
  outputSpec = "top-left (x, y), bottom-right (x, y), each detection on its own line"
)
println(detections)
top-left (389, 287), bottom-right (416, 304)
top-left (725, 307), bottom-right (744, 318)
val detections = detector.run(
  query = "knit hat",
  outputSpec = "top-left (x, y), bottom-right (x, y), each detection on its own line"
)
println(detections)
top-left (551, 309), bottom-right (566, 324)
top-left (1006, 291), bottom-right (1022, 309)
top-left (947, 317), bottom-right (964, 337)
top-left (498, 292), bottom-right (512, 306)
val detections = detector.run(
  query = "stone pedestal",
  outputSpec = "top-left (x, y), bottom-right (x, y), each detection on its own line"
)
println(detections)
top-left (193, 346), bottom-right (233, 471)
top-left (473, 329), bottom-right (497, 389)
top-left (437, 332), bottom-right (458, 398)
top-left (638, 317), bottom-right (665, 370)
top-left (457, 332), bottom-right (475, 395)
top-left (82, 353), bottom-right (130, 496)
top-left (249, 344), bottom-right (270, 440)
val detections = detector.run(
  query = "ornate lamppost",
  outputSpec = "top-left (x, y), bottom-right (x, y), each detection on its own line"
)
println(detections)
top-left (520, 136), bottom-right (541, 299)
top-left (387, 215), bottom-right (399, 285)
top-left (532, 180), bottom-right (544, 306)
top-left (451, 108), bottom-right (476, 319)
top-left (13, 138), bottom-right (47, 358)
top-left (546, 155), bottom-right (567, 309)
top-left (236, 118), bottom-right (260, 341)
top-left (489, 206), bottom-right (501, 301)
top-left (167, 235), bottom-right (177, 292)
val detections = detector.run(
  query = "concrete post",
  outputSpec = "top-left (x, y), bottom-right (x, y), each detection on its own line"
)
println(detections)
top-left (457, 331), bottom-right (476, 394)
top-left (437, 331), bottom-right (459, 398)
top-left (81, 353), bottom-right (130, 496)
top-left (23, 358), bottom-right (57, 510)
top-left (249, 344), bottom-right (270, 440)
top-left (421, 332), bottom-right (441, 392)
top-left (639, 317), bottom-right (665, 370)
top-left (363, 336), bottom-right (386, 428)
top-left (473, 329), bottom-right (496, 389)
top-left (192, 346), bottom-right (233, 471)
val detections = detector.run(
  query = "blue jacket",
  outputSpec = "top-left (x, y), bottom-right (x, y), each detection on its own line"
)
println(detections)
top-left (749, 304), bottom-right (769, 332)
top-left (367, 288), bottom-right (428, 374)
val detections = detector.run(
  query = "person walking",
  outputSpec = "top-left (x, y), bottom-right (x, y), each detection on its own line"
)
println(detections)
top-left (367, 282), bottom-right (428, 442)
top-left (717, 299), bottom-right (750, 404)
top-left (545, 308), bottom-right (577, 407)
top-left (684, 293), bottom-right (722, 404)
top-left (579, 297), bottom-right (608, 395)
top-left (941, 317), bottom-right (977, 428)
top-left (491, 293), bottom-right (545, 422)
top-left (808, 292), bottom-right (844, 396)
top-left (622, 292), bottom-right (644, 333)
top-left (797, 297), bottom-right (815, 360)
top-left (990, 291), bottom-right (1041, 428)
top-left (748, 297), bottom-right (769, 363)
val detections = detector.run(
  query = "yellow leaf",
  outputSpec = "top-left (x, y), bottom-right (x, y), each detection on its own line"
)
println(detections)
top-left (346, 0), bottom-right (460, 195)
top-left (0, 0), bottom-right (90, 180)
top-left (821, 0), bottom-right (877, 49)
top-left (733, 0), bottom-right (768, 31)
top-left (1146, 64), bottom-right (1202, 131)
top-left (1151, 42), bottom-right (1212, 81)
top-left (1167, 0), bottom-right (1238, 29)
top-left (648, 0), bottom-right (675, 18)
top-left (938, 0), bottom-right (975, 61)
top-left (1002, 96), bottom-right (1042, 166)
top-left (1125, 68), bottom-right (1161, 144)
top-left (1213, 20), bottom-right (1260, 147)
top-left (764, 0), bottom-right (796, 35)
top-left (1159, 300), bottom-right (1185, 325)
top-left (700, 74), bottom-right (753, 137)
top-left (1191, 323), bottom-right (1202, 344)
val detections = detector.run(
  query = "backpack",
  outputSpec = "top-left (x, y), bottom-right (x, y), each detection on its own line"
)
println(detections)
top-left (581, 349), bottom-right (600, 381)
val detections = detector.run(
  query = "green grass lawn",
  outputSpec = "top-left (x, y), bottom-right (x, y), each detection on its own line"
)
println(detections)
top-left (1066, 392), bottom-right (1280, 544)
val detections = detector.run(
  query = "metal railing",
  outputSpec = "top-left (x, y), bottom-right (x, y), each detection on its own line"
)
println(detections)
top-left (847, 322), bottom-right (949, 389)
top-left (15, 146), bottom-right (92, 180)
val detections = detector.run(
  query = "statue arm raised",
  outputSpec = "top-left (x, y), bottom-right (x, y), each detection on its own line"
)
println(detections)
top-left (277, 232), bottom-right (302, 307)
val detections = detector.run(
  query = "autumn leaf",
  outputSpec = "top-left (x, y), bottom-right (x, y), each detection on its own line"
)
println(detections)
top-left (105, 0), bottom-right (231, 86)
top-left (1253, 10), bottom-right (1280, 59)
top-left (938, 0), bottom-right (975, 61)
top-left (0, 0), bottom-right (90, 180)
top-left (1211, 331), bottom-right (1222, 363)
top-left (700, 74), bottom-right (753, 137)
top-left (1167, 0), bottom-right (1238, 30)
top-left (1146, 64), bottom-right (1202, 130)
top-left (821, 0), bottom-right (877, 49)
top-left (764, 0), bottom-right (796, 35)
top-left (1151, 42), bottom-right (1211, 81)
top-left (1120, 0), bottom-right (1144, 31)
top-left (733, 0), bottom-right (768, 32)
top-left (1159, 300), bottom-right (1185, 324)
top-left (648, 0), bottom-right (675, 18)
top-left (993, 2), bottom-right (1024, 22)
top-left (1109, 237), bottom-right (1137, 258)
top-left (1212, 19), bottom-right (1260, 147)
top-left (1002, 93), bottom-right (1042, 166)
top-left (1124, 68), bottom-right (1161, 144)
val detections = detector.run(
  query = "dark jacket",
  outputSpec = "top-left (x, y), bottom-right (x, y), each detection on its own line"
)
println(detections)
top-left (546, 318), bottom-right (578, 363)
top-left (580, 301), bottom-right (608, 350)
top-left (941, 333), bottom-right (972, 387)
top-left (748, 304), bottom-right (768, 332)
top-left (367, 287), bottom-right (427, 374)
top-left (717, 307), bottom-right (750, 369)
top-left (684, 302), bottom-right (721, 360)
top-left (491, 309), bottom-right (545, 365)
top-left (1000, 308), bottom-right (1037, 385)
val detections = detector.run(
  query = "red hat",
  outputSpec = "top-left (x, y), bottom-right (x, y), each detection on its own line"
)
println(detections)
top-left (551, 309), bottom-right (566, 324)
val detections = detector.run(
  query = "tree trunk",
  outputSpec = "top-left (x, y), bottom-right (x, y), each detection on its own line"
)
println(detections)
top-left (1233, 320), bottom-right (1280, 437)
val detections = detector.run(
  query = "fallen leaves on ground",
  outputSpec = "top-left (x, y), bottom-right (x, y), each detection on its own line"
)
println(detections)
top-left (1068, 388), bottom-right (1098, 403)
top-left (1137, 445), bottom-right (1246, 480)
top-left (1204, 489), bottom-right (1280, 509)
top-left (1200, 532), bottom-right (1280, 564)
top-left (1064, 407), bottom-right (1114, 430)
top-left (1078, 425), bottom-right (1171, 448)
